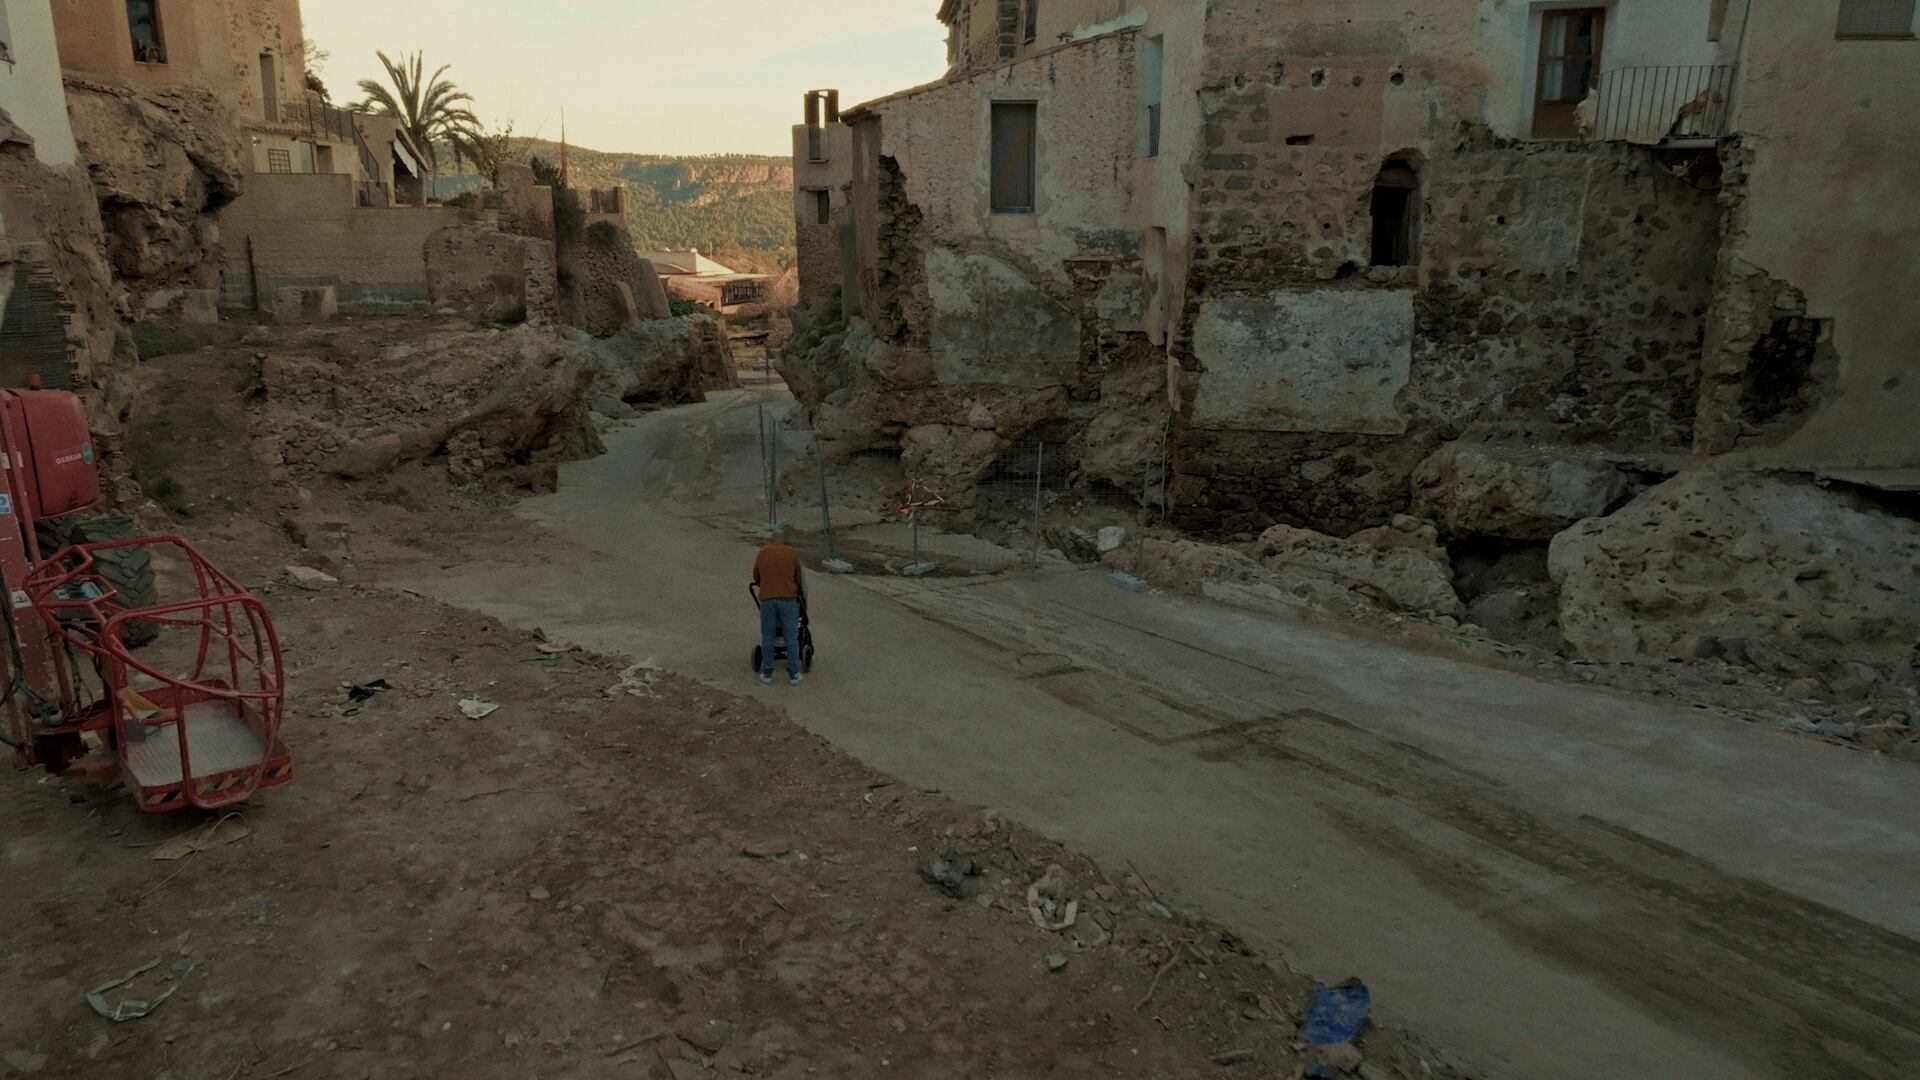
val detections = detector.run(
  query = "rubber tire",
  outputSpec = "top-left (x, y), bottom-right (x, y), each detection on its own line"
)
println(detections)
top-left (802, 645), bottom-right (815, 674)
top-left (752, 645), bottom-right (764, 674)
top-left (44, 515), bottom-right (160, 648)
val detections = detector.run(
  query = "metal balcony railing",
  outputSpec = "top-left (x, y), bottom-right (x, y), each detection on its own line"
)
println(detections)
top-left (1589, 65), bottom-right (1736, 144)
top-left (279, 95), bottom-right (360, 144)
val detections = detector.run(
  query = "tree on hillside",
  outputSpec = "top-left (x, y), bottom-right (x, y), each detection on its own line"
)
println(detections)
top-left (355, 51), bottom-right (482, 191)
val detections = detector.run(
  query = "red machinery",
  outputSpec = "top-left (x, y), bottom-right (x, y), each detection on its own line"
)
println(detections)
top-left (0, 384), bottom-right (290, 811)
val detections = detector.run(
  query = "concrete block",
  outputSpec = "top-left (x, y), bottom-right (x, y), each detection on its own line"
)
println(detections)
top-left (272, 285), bottom-right (338, 324)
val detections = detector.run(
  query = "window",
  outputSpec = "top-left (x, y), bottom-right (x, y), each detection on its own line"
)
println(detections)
top-left (267, 148), bottom-right (292, 174)
top-left (1024, 0), bottom-right (1039, 43)
top-left (1837, 1), bottom-right (1917, 38)
top-left (1369, 160), bottom-right (1420, 267)
top-left (1143, 35), bottom-right (1165, 158)
top-left (1533, 8), bottom-right (1604, 138)
top-left (126, 0), bottom-right (166, 64)
top-left (809, 190), bottom-right (831, 226)
top-left (990, 102), bottom-right (1037, 214)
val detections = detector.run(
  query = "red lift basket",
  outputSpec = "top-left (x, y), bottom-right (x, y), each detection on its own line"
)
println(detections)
top-left (24, 536), bottom-right (291, 811)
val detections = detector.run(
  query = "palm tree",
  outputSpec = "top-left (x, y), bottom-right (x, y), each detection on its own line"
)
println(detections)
top-left (355, 50), bottom-right (481, 194)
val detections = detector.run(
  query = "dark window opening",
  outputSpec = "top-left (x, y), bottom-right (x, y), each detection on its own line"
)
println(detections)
top-left (1837, 0), bottom-right (1917, 39)
top-left (991, 102), bottom-right (1037, 214)
top-left (810, 190), bottom-right (831, 226)
top-left (1369, 160), bottom-right (1419, 267)
top-left (1024, 0), bottom-right (1039, 43)
top-left (127, 0), bottom-right (166, 64)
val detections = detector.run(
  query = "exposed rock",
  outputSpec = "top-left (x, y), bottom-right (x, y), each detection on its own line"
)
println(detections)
top-left (1549, 470), bottom-right (1920, 673)
top-left (1412, 440), bottom-right (1635, 540)
top-left (64, 82), bottom-right (245, 305)
top-left (1097, 526), bottom-right (1129, 554)
top-left (280, 566), bottom-right (339, 591)
top-left (258, 323), bottom-right (604, 489)
top-left (1254, 520), bottom-right (1462, 615)
top-left (584, 316), bottom-right (737, 407)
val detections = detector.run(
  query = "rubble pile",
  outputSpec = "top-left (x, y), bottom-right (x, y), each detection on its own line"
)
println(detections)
top-left (1550, 470), bottom-right (1920, 679)
top-left (583, 315), bottom-right (737, 416)
top-left (244, 314), bottom-right (738, 492)
top-left (255, 322), bottom-right (603, 491)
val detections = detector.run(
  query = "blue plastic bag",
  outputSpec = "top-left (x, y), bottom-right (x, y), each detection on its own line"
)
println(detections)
top-left (1305, 979), bottom-right (1371, 1045)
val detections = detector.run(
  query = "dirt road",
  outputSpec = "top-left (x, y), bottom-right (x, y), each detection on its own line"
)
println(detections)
top-left (385, 388), bottom-right (1920, 1080)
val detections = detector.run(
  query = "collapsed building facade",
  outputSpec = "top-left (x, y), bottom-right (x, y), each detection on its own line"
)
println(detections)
top-left (786, 0), bottom-right (1920, 675)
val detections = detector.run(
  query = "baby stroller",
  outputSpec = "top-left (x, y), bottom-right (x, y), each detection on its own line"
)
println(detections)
top-left (749, 584), bottom-right (815, 675)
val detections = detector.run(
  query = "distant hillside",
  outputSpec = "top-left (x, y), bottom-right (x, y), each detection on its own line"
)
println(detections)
top-left (436, 140), bottom-right (795, 273)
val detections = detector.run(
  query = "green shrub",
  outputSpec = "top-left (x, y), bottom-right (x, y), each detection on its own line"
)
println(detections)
top-left (669, 297), bottom-right (716, 318)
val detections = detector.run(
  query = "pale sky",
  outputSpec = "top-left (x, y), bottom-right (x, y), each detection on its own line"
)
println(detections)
top-left (301, 1), bottom-right (950, 156)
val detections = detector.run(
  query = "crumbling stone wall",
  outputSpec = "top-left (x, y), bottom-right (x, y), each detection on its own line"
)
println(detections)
top-left (574, 221), bottom-right (671, 337)
top-left (798, 30), bottom-right (1171, 513)
top-left (1168, 3), bottom-right (1721, 537)
top-left (425, 225), bottom-right (558, 325)
top-left (0, 113), bottom-right (120, 398)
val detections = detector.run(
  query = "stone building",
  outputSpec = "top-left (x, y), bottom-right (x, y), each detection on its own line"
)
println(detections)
top-left (792, 89), bottom-right (852, 311)
top-left (788, 0), bottom-right (1920, 535)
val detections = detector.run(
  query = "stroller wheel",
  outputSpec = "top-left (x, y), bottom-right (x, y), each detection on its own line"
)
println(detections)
top-left (802, 644), bottom-right (815, 673)
top-left (751, 645), bottom-right (764, 673)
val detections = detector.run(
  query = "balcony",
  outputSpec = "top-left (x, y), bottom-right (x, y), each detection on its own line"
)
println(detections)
top-left (1588, 65), bottom-right (1736, 146)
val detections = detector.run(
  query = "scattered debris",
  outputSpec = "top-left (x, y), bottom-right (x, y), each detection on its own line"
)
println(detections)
top-left (1311, 1041), bottom-right (1365, 1075)
top-left (527, 885), bottom-right (551, 902)
top-left (1213, 1048), bottom-right (1256, 1066)
top-left (1783, 718), bottom-right (1857, 741)
top-left (822, 558), bottom-right (856, 575)
top-left (918, 854), bottom-right (980, 899)
top-left (742, 840), bottom-right (791, 859)
top-left (149, 813), bottom-right (251, 861)
top-left (1026, 865), bottom-right (1080, 931)
top-left (346, 678), bottom-right (392, 703)
top-left (675, 1018), bottom-right (733, 1055)
top-left (2, 1051), bottom-right (47, 1075)
top-left (85, 958), bottom-right (192, 1022)
top-left (459, 698), bottom-right (501, 720)
top-left (1107, 572), bottom-right (1151, 593)
top-left (612, 660), bottom-right (664, 700)
top-left (1045, 953), bottom-right (1070, 973)
top-left (281, 565), bottom-right (340, 591)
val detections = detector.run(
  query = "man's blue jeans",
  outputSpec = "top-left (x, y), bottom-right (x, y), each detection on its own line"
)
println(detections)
top-left (759, 598), bottom-right (802, 677)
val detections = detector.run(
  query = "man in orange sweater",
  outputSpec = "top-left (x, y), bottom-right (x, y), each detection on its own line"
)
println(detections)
top-left (753, 526), bottom-right (806, 686)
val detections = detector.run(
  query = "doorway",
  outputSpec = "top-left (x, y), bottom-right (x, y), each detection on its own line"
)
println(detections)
top-left (1532, 8), bottom-right (1605, 138)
